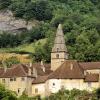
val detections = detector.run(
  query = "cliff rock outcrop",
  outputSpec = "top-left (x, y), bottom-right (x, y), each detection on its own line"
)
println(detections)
top-left (0, 10), bottom-right (38, 33)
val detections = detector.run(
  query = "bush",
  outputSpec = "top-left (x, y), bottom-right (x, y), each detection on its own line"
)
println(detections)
top-left (4, 56), bottom-right (20, 67)
top-left (0, 84), bottom-right (17, 100)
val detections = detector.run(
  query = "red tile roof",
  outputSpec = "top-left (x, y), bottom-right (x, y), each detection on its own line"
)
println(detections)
top-left (48, 60), bottom-right (84, 79)
top-left (79, 62), bottom-right (100, 70)
top-left (30, 63), bottom-right (52, 76)
top-left (85, 73), bottom-right (99, 82)
top-left (0, 61), bottom-right (100, 83)
top-left (0, 63), bottom-right (52, 78)
top-left (0, 64), bottom-right (29, 78)
top-left (32, 76), bottom-right (48, 84)
top-left (0, 68), bottom-right (4, 77)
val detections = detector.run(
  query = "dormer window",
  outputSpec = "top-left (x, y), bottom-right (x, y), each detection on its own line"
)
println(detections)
top-left (56, 54), bottom-right (59, 58)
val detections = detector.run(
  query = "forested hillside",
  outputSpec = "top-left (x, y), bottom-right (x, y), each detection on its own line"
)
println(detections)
top-left (0, 0), bottom-right (100, 62)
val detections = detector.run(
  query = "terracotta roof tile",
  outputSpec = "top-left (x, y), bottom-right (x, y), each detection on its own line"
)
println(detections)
top-left (1, 64), bottom-right (28, 78)
top-left (0, 68), bottom-right (4, 77)
top-left (30, 63), bottom-right (52, 76)
top-left (85, 73), bottom-right (99, 82)
top-left (48, 60), bottom-right (84, 79)
top-left (79, 62), bottom-right (100, 70)
top-left (32, 75), bottom-right (48, 84)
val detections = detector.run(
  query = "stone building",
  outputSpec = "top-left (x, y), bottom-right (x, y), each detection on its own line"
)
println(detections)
top-left (32, 24), bottom-right (100, 97)
top-left (0, 24), bottom-right (100, 97)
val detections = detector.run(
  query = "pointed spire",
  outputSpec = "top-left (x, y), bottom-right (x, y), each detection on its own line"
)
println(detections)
top-left (52, 24), bottom-right (67, 52)
top-left (56, 24), bottom-right (64, 36)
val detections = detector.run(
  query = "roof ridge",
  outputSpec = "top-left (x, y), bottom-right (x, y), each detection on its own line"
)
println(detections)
top-left (20, 64), bottom-right (28, 76)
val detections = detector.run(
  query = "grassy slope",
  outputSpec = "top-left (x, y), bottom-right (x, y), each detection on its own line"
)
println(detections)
top-left (0, 39), bottom-right (46, 53)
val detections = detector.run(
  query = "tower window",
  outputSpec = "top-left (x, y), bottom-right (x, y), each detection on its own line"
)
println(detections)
top-left (56, 54), bottom-right (59, 58)
top-left (57, 48), bottom-right (59, 52)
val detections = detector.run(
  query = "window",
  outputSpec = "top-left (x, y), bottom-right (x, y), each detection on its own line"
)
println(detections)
top-left (53, 83), bottom-right (55, 86)
top-left (18, 88), bottom-right (21, 94)
top-left (88, 82), bottom-right (91, 87)
top-left (21, 77), bottom-right (25, 81)
top-left (10, 78), bottom-right (13, 81)
top-left (57, 48), bottom-right (59, 52)
top-left (10, 78), bottom-right (16, 81)
top-left (14, 78), bottom-right (16, 81)
top-left (35, 88), bottom-right (38, 93)
top-left (56, 54), bottom-right (59, 58)
top-left (2, 79), bottom-right (5, 83)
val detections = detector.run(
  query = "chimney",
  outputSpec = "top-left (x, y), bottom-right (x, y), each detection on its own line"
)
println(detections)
top-left (29, 62), bottom-right (32, 67)
top-left (33, 67), bottom-right (37, 78)
top-left (28, 62), bottom-right (32, 76)
top-left (41, 61), bottom-right (45, 72)
top-left (70, 63), bottom-right (73, 70)
top-left (28, 67), bottom-right (32, 76)
top-left (2, 61), bottom-right (7, 72)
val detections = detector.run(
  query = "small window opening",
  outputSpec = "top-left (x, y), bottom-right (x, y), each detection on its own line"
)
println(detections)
top-left (53, 83), bottom-right (55, 86)
top-left (56, 54), bottom-right (59, 58)
top-left (35, 88), bottom-right (38, 93)
top-left (21, 77), bottom-right (25, 81)
top-left (57, 48), bottom-right (59, 52)
top-left (2, 79), bottom-right (5, 83)
top-left (18, 88), bottom-right (20, 93)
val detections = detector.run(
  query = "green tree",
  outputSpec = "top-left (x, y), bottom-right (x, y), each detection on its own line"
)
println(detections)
top-left (0, 0), bottom-right (11, 9)
top-left (24, 0), bottom-right (53, 21)
top-left (0, 84), bottom-right (17, 100)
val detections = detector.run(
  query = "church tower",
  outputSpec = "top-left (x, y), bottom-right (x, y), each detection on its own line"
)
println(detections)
top-left (51, 24), bottom-right (68, 71)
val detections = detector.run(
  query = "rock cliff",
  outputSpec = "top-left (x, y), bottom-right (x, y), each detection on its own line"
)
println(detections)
top-left (0, 10), bottom-right (38, 33)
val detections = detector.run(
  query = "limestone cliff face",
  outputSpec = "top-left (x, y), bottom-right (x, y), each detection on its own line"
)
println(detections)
top-left (0, 10), bottom-right (38, 33)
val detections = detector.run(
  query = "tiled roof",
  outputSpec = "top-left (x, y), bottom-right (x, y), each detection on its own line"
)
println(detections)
top-left (32, 76), bottom-right (48, 84)
top-left (79, 62), bottom-right (100, 70)
top-left (48, 60), bottom-right (84, 79)
top-left (0, 63), bottom-right (52, 78)
top-left (85, 73), bottom-right (99, 82)
top-left (30, 63), bottom-right (52, 76)
top-left (0, 68), bottom-right (4, 77)
top-left (0, 64), bottom-right (28, 78)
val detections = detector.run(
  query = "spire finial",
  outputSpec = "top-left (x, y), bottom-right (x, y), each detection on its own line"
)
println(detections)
top-left (56, 24), bottom-right (64, 36)
top-left (58, 24), bottom-right (62, 29)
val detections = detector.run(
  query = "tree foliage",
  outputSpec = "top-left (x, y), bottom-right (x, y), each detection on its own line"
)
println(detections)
top-left (4, 56), bottom-right (20, 68)
top-left (0, 84), bottom-right (17, 100)
top-left (0, 0), bottom-right (100, 62)
top-left (0, 0), bottom-right (11, 9)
